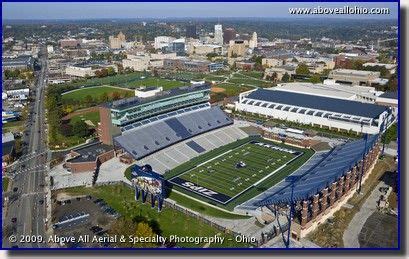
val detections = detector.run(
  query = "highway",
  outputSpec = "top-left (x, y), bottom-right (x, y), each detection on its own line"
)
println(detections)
top-left (3, 46), bottom-right (49, 248)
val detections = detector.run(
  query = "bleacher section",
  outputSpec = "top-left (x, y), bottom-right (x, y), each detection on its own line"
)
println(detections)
top-left (137, 125), bottom-right (249, 173)
top-left (251, 134), bottom-right (379, 207)
top-left (114, 106), bottom-right (233, 160)
top-left (185, 141), bottom-right (206, 153)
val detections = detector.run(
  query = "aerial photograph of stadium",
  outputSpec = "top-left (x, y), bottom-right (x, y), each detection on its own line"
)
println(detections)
top-left (1, 1), bottom-right (400, 252)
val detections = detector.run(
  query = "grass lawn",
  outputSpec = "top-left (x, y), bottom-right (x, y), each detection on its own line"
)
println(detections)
top-left (167, 191), bottom-right (251, 220)
top-left (227, 77), bottom-right (272, 88)
top-left (61, 86), bottom-right (133, 102)
top-left (49, 133), bottom-right (94, 150)
top-left (58, 185), bottom-right (250, 248)
top-left (307, 156), bottom-right (397, 247)
top-left (124, 166), bottom-right (250, 219)
top-left (121, 77), bottom-right (186, 90)
top-left (56, 72), bottom-right (147, 89)
top-left (2, 120), bottom-right (24, 133)
top-left (238, 71), bottom-right (264, 79)
top-left (2, 177), bottom-right (10, 192)
top-left (204, 75), bottom-right (228, 82)
top-left (163, 71), bottom-right (207, 81)
top-left (69, 111), bottom-right (100, 127)
top-left (213, 83), bottom-right (254, 96)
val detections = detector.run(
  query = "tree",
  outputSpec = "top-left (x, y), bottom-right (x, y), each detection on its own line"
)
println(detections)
top-left (100, 92), bottom-right (109, 103)
top-left (134, 222), bottom-right (157, 248)
top-left (250, 55), bottom-right (264, 65)
top-left (296, 63), bottom-right (310, 75)
top-left (271, 72), bottom-right (278, 81)
top-left (72, 120), bottom-right (89, 138)
top-left (109, 218), bottom-right (137, 247)
top-left (382, 123), bottom-right (397, 144)
top-left (309, 74), bottom-right (322, 84)
top-left (351, 60), bottom-right (364, 70)
top-left (60, 123), bottom-right (73, 137)
top-left (106, 66), bottom-right (116, 76)
top-left (282, 72), bottom-right (290, 82)
top-left (117, 63), bottom-right (124, 74)
top-left (206, 52), bottom-right (218, 60)
top-left (84, 95), bottom-right (94, 106)
top-left (112, 91), bottom-right (121, 100)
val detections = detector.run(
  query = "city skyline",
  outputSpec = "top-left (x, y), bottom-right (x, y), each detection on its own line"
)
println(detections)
top-left (3, 2), bottom-right (398, 20)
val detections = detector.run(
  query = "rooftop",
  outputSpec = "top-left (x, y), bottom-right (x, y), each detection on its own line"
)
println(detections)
top-left (108, 83), bottom-right (210, 110)
top-left (2, 141), bottom-right (15, 156)
top-left (2, 132), bottom-right (15, 143)
top-left (276, 82), bottom-right (379, 100)
top-left (379, 91), bottom-right (398, 100)
top-left (245, 88), bottom-right (388, 119)
top-left (330, 69), bottom-right (380, 77)
top-left (67, 142), bottom-right (113, 163)
top-left (2, 55), bottom-right (34, 67)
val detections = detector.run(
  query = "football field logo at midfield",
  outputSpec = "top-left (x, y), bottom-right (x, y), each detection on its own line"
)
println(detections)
top-left (169, 177), bottom-right (233, 203)
top-left (181, 181), bottom-right (218, 196)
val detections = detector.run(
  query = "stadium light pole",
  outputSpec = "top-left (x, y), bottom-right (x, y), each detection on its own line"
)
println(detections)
top-left (284, 175), bottom-right (300, 249)
top-left (381, 109), bottom-right (392, 156)
top-left (358, 134), bottom-right (368, 194)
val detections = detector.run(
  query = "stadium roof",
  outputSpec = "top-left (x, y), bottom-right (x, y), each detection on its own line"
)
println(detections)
top-left (255, 134), bottom-right (379, 206)
top-left (379, 91), bottom-right (398, 100)
top-left (108, 83), bottom-right (210, 110)
top-left (246, 89), bottom-right (388, 119)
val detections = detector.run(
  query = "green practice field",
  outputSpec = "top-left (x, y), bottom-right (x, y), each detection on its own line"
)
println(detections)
top-left (120, 77), bottom-right (186, 90)
top-left (61, 86), bottom-right (133, 102)
top-left (169, 140), bottom-right (302, 204)
top-left (69, 111), bottom-right (100, 126)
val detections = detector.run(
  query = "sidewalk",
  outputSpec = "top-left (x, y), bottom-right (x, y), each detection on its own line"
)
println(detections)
top-left (342, 180), bottom-right (389, 248)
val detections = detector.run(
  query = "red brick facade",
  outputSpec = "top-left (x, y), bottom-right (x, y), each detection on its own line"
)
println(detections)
top-left (296, 142), bottom-right (381, 233)
top-left (98, 106), bottom-right (113, 145)
top-left (64, 149), bottom-right (115, 173)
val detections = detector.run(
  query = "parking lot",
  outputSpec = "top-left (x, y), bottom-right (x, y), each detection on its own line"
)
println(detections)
top-left (51, 195), bottom-right (121, 248)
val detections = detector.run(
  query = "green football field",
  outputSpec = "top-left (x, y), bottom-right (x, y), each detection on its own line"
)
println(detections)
top-left (171, 141), bottom-right (301, 202)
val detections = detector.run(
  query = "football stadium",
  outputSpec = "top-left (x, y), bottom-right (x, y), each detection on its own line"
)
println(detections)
top-left (96, 82), bottom-right (393, 238)
top-left (168, 139), bottom-right (304, 204)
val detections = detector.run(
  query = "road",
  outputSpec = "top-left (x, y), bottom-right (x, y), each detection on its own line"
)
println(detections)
top-left (3, 46), bottom-right (50, 248)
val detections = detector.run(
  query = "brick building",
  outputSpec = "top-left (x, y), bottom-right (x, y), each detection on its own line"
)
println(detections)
top-left (64, 142), bottom-right (115, 173)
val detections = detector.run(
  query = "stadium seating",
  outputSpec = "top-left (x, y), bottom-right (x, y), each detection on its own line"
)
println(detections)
top-left (254, 134), bottom-right (379, 206)
top-left (136, 125), bottom-right (248, 174)
top-left (114, 106), bottom-right (233, 160)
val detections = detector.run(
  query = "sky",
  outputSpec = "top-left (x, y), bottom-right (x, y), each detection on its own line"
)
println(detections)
top-left (2, 2), bottom-right (398, 20)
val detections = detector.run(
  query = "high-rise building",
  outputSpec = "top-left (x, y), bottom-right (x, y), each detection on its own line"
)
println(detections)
top-left (154, 36), bottom-right (175, 49)
top-left (223, 28), bottom-right (236, 44)
top-left (166, 38), bottom-right (186, 56)
top-left (249, 32), bottom-right (258, 49)
top-left (186, 24), bottom-right (197, 39)
top-left (109, 32), bottom-right (126, 49)
top-left (214, 24), bottom-right (223, 45)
